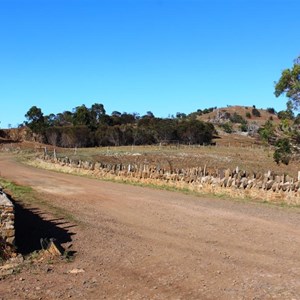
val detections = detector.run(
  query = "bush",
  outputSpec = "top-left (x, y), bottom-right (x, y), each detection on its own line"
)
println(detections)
top-left (239, 123), bottom-right (248, 132)
top-left (294, 115), bottom-right (300, 125)
top-left (258, 120), bottom-right (275, 142)
top-left (230, 112), bottom-right (245, 124)
top-left (222, 122), bottom-right (233, 133)
top-left (267, 107), bottom-right (276, 114)
top-left (252, 108), bottom-right (261, 117)
top-left (273, 138), bottom-right (291, 165)
top-left (245, 112), bottom-right (251, 119)
top-left (278, 109), bottom-right (294, 120)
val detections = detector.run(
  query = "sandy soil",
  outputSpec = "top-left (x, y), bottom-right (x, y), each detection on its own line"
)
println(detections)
top-left (1, 154), bottom-right (300, 299)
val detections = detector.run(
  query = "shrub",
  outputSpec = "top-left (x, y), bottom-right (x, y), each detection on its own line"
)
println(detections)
top-left (222, 122), bottom-right (233, 133)
top-left (239, 122), bottom-right (248, 132)
top-left (252, 108), bottom-right (261, 117)
top-left (273, 138), bottom-right (291, 165)
top-left (230, 112), bottom-right (245, 124)
top-left (267, 107), bottom-right (276, 114)
top-left (258, 120), bottom-right (275, 142)
top-left (278, 110), bottom-right (294, 120)
top-left (245, 112), bottom-right (251, 119)
top-left (294, 114), bottom-right (300, 125)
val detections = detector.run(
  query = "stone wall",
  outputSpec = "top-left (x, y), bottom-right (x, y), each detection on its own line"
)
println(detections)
top-left (0, 188), bottom-right (15, 246)
top-left (38, 156), bottom-right (300, 205)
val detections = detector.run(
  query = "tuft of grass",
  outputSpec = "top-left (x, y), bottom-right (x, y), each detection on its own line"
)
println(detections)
top-left (0, 177), bottom-right (79, 224)
top-left (0, 179), bottom-right (33, 201)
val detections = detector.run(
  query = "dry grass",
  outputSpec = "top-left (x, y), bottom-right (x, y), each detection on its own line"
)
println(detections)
top-left (2, 127), bottom-right (298, 179)
top-left (31, 142), bottom-right (299, 179)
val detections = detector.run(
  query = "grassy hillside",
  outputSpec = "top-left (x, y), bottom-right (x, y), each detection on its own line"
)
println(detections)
top-left (197, 105), bottom-right (280, 126)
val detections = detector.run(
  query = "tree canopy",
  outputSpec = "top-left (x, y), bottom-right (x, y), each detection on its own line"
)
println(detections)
top-left (24, 106), bottom-right (46, 133)
top-left (23, 103), bottom-right (216, 148)
top-left (275, 56), bottom-right (300, 109)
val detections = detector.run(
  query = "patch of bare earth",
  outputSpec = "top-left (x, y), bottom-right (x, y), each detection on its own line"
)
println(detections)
top-left (1, 153), bottom-right (300, 299)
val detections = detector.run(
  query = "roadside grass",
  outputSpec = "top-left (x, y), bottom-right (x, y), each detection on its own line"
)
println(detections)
top-left (0, 177), bottom-right (77, 265)
top-left (0, 177), bottom-right (79, 224)
top-left (22, 158), bottom-right (300, 211)
top-left (0, 179), bottom-right (33, 202)
top-left (3, 145), bottom-right (300, 211)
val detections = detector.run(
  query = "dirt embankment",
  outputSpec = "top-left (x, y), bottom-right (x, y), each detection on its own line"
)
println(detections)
top-left (1, 154), bottom-right (300, 299)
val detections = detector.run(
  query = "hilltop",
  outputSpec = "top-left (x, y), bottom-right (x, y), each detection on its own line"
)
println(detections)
top-left (197, 105), bottom-right (280, 126)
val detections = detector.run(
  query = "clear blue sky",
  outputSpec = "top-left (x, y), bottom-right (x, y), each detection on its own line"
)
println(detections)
top-left (0, 0), bottom-right (299, 128)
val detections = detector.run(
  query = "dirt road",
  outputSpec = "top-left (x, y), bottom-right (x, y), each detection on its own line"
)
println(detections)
top-left (1, 154), bottom-right (300, 299)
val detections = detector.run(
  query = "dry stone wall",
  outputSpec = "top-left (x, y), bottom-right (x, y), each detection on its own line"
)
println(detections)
top-left (39, 156), bottom-right (300, 205)
top-left (0, 188), bottom-right (15, 246)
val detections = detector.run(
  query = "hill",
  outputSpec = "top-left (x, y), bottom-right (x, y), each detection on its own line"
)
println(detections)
top-left (197, 105), bottom-right (280, 126)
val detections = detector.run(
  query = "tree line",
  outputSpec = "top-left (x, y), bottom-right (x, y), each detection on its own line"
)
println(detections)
top-left (24, 104), bottom-right (216, 147)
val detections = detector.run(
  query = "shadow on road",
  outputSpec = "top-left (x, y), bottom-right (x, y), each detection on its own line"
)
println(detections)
top-left (9, 196), bottom-right (76, 255)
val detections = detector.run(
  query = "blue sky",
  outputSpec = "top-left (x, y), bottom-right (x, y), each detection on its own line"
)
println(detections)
top-left (0, 0), bottom-right (299, 128)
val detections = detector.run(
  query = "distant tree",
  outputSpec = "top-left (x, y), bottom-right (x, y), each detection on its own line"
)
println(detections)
top-left (54, 111), bottom-right (73, 126)
top-left (22, 103), bottom-right (218, 147)
top-left (176, 112), bottom-right (187, 119)
top-left (90, 103), bottom-right (106, 128)
top-left (120, 113), bottom-right (136, 124)
top-left (267, 107), bottom-right (276, 114)
top-left (147, 111), bottom-right (155, 118)
top-left (131, 127), bottom-right (156, 145)
top-left (45, 127), bottom-right (61, 146)
top-left (60, 127), bottom-right (76, 148)
top-left (111, 111), bottom-right (122, 126)
top-left (176, 119), bottom-right (214, 144)
top-left (197, 109), bottom-right (203, 116)
top-left (202, 107), bottom-right (215, 114)
top-left (45, 113), bottom-right (57, 126)
top-left (143, 111), bottom-right (155, 119)
top-left (95, 125), bottom-right (109, 146)
top-left (111, 111), bottom-right (121, 117)
top-left (73, 105), bottom-right (91, 126)
top-left (24, 106), bottom-right (46, 133)
top-left (153, 118), bottom-right (177, 142)
top-left (99, 114), bottom-right (114, 126)
top-left (60, 126), bottom-right (91, 147)
top-left (119, 124), bottom-right (134, 145)
top-left (275, 56), bottom-right (300, 109)
top-left (106, 126), bottom-right (121, 146)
